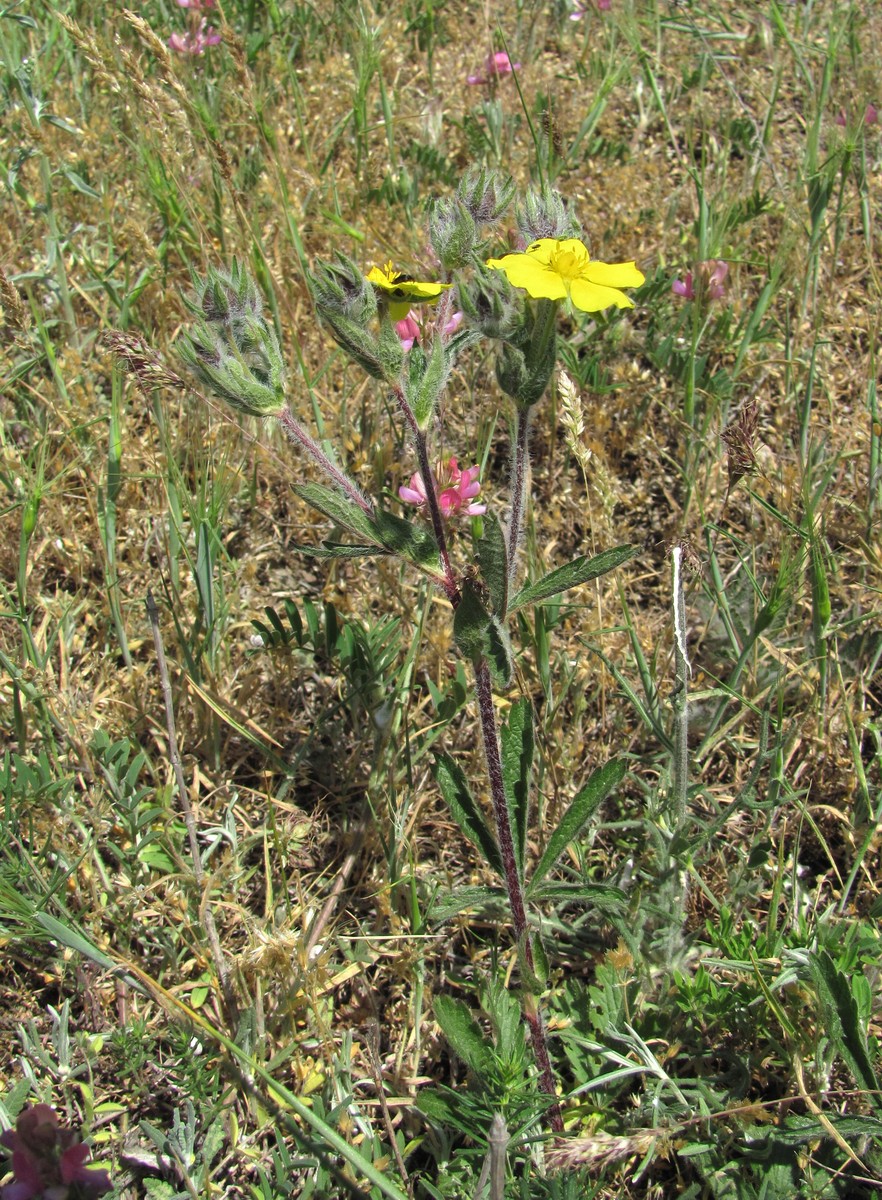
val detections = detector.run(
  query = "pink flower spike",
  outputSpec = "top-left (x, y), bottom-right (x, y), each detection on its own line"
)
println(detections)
top-left (672, 272), bottom-right (695, 300)
top-left (865, 103), bottom-right (879, 126)
top-left (468, 51), bottom-right (520, 84)
top-left (169, 18), bottom-right (221, 54)
top-left (399, 457), bottom-right (486, 519)
top-left (704, 259), bottom-right (728, 300)
top-left (395, 311), bottom-right (421, 352)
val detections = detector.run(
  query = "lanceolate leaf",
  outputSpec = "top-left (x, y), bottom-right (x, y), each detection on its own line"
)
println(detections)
top-left (433, 995), bottom-right (492, 1078)
top-left (431, 753), bottom-right (503, 878)
top-left (807, 950), bottom-right (880, 1103)
top-left (528, 882), bottom-right (627, 910)
top-left (475, 514), bottom-right (509, 617)
top-left (453, 581), bottom-right (514, 687)
top-left (291, 541), bottom-right (387, 560)
top-left (430, 886), bottom-right (508, 923)
top-left (373, 509), bottom-right (445, 578)
top-left (529, 759), bottom-right (626, 891)
top-left (508, 545), bottom-right (637, 614)
top-left (293, 482), bottom-right (381, 544)
top-left (501, 698), bottom-right (532, 877)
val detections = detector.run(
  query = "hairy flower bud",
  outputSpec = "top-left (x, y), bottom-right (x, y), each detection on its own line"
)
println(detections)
top-left (457, 167), bottom-right (516, 224)
top-left (429, 197), bottom-right (478, 271)
top-left (458, 267), bottom-right (520, 340)
top-left (517, 186), bottom-right (580, 243)
top-left (310, 254), bottom-right (378, 326)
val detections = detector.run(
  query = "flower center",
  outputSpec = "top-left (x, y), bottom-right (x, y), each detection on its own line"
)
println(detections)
top-left (548, 244), bottom-right (588, 282)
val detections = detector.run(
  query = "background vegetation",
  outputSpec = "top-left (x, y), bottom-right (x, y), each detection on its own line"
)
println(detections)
top-left (1, 0), bottom-right (880, 1196)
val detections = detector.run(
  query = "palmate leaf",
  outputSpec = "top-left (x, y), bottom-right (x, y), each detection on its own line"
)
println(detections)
top-left (431, 753), bottom-right (503, 878)
top-left (508, 545), bottom-right (637, 614)
top-left (529, 759), bottom-right (626, 892)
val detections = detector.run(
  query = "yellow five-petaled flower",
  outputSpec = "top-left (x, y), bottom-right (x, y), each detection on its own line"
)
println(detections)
top-left (487, 238), bottom-right (644, 312)
top-left (367, 261), bottom-right (452, 321)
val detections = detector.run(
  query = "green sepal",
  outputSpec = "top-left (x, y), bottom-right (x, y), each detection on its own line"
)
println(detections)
top-left (320, 311), bottom-right (385, 379)
top-left (431, 753), bottom-right (503, 878)
top-left (475, 513), bottom-right (508, 617)
top-left (509, 545), bottom-right (637, 614)
top-left (529, 759), bottom-right (626, 890)
top-left (453, 580), bottom-right (513, 688)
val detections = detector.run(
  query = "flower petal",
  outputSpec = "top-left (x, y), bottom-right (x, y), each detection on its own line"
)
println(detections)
top-left (582, 260), bottom-right (645, 289)
top-left (486, 253), bottom-right (567, 300)
top-left (568, 278), bottom-right (634, 311)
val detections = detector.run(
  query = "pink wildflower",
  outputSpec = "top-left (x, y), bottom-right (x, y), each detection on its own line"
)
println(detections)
top-left (169, 18), bottom-right (221, 54)
top-left (467, 52), bottom-right (520, 85)
top-left (865, 103), bottom-right (879, 125)
top-left (394, 308), bottom-right (464, 353)
top-left (835, 108), bottom-right (848, 128)
top-left (176, 0), bottom-right (215, 7)
top-left (570, 0), bottom-right (611, 17)
top-left (399, 457), bottom-right (487, 518)
top-left (0, 1105), bottom-right (111, 1200)
top-left (672, 260), bottom-right (728, 302)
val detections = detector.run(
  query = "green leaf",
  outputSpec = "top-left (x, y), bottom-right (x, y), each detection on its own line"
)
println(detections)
top-left (59, 165), bottom-right (100, 198)
top-left (807, 950), bottom-right (881, 1102)
top-left (500, 698), bottom-right (532, 877)
top-left (291, 541), bottom-right (386, 560)
top-left (530, 759), bottom-right (626, 890)
top-left (293, 482), bottom-right (381, 544)
top-left (454, 581), bottom-right (513, 688)
top-left (433, 995), bottom-right (492, 1077)
top-left (430, 885), bottom-right (508, 923)
top-left (372, 509), bottom-right (445, 578)
top-left (431, 754), bottom-right (503, 877)
top-left (475, 514), bottom-right (508, 617)
top-left (527, 882), bottom-right (627, 910)
top-left (508, 545), bottom-right (637, 614)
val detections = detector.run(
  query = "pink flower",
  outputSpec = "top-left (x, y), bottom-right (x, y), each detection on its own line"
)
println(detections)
top-left (671, 271), bottom-right (695, 300)
top-left (0, 1105), bottom-right (111, 1200)
top-left (467, 52), bottom-right (520, 85)
top-left (169, 18), bottom-right (221, 53)
top-left (570, 0), bottom-right (611, 17)
top-left (672, 260), bottom-right (728, 302)
top-left (835, 108), bottom-right (848, 128)
top-left (394, 309), bottom-right (464, 352)
top-left (176, 0), bottom-right (215, 7)
top-left (865, 103), bottom-right (879, 126)
top-left (399, 457), bottom-right (487, 518)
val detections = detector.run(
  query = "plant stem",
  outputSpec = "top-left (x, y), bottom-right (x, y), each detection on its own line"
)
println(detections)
top-left (277, 407), bottom-right (375, 516)
top-left (474, 656), bottom-right (563, 1131)
top-left (507, 405), bottom-right (531, 591)
top-left (391, 384), bottom-right (461, 605)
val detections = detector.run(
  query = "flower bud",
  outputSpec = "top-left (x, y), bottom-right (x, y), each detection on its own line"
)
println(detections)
top-left (458, 266), bottom-right (519, 340)
top-left (429, 197), bottom-right (478, 271)
top-left (457, 167), bottom-right (515, 225)
top-left (517, 186), bottom-right (580, 243)
top-left (310, 254), bottom-right (378, 326)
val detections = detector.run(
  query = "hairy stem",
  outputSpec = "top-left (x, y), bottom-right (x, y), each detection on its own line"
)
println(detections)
top-left (277, 407), bottom-right (375, 516)
top-left (474, 657), bottom-right (563, 1131)
top-left (391, 384), bottom-right (461, 605)
top-left (507, 406), bottom-right (532, 591)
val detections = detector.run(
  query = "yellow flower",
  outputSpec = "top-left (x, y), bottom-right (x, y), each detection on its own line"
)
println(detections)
top-left (366, 261), bottom-right (452, 321)
top-left (486, 238), bottom-right (644, 312)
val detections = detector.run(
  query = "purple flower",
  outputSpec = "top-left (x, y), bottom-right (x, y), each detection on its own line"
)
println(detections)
top-left (169, 18), bottom-right (221, 54)
top-left (399, 457), bottom-right (487, 518)
top-left (467, 52), bottom-right (520, 85)
top-left (672, 260), bottom-right (728, 303)
top-left (0, 1105), bottom-right (111, 1200)
top-left (570, 0), bottom-right (611, 18)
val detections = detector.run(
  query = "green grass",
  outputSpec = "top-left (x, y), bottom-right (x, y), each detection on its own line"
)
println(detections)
top-left (1, 1), bottom-right (881, 1197)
